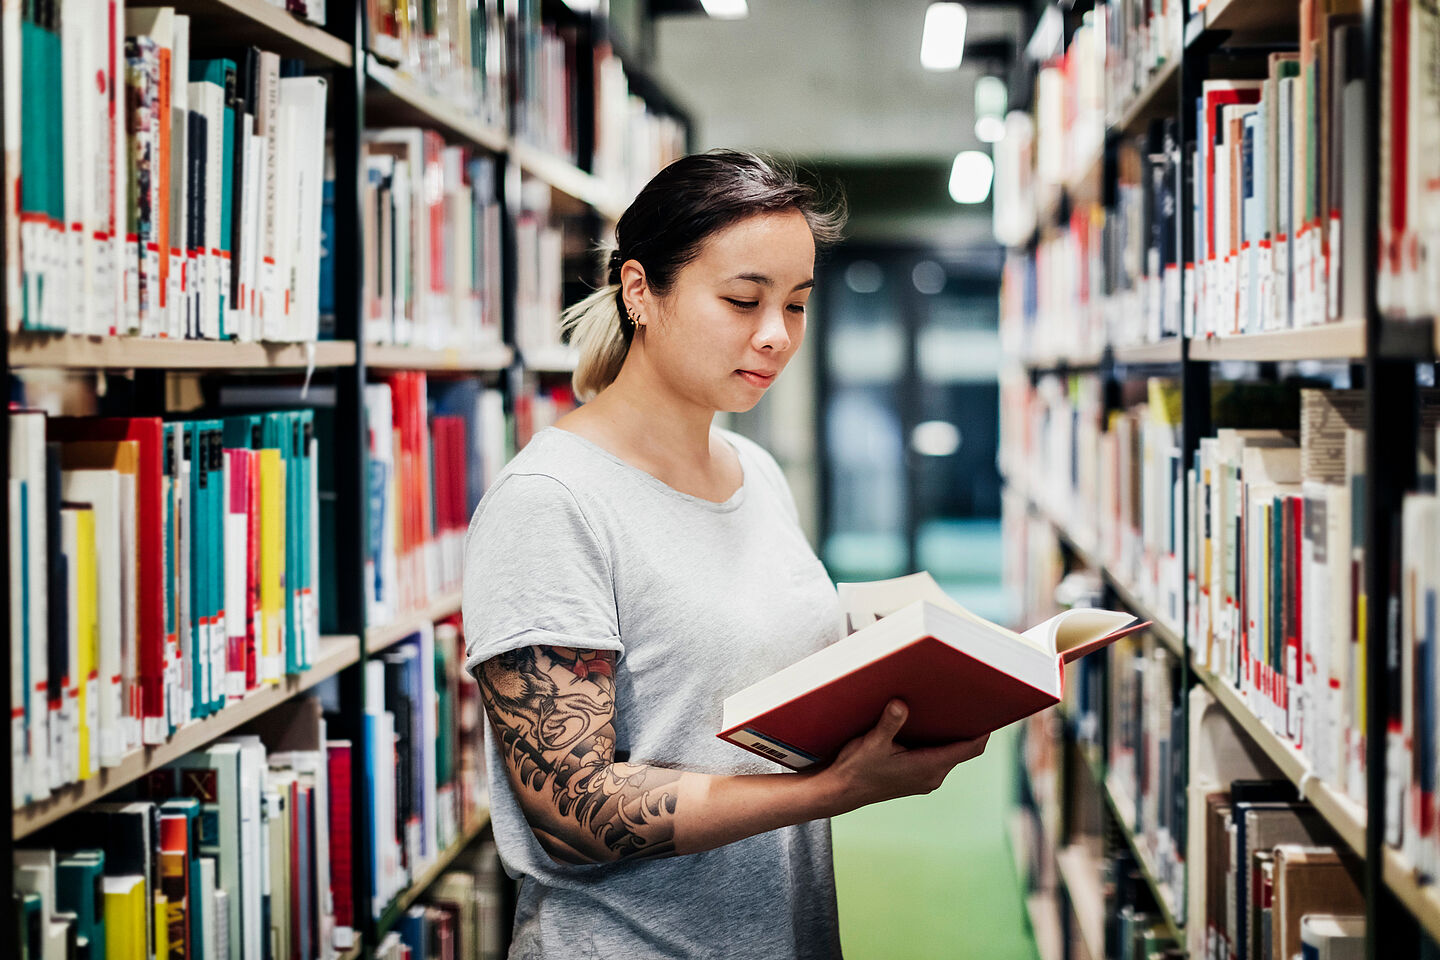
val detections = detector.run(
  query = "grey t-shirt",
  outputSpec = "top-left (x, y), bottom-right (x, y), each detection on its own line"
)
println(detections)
top-left (462, 426), bottom-right (845, 959)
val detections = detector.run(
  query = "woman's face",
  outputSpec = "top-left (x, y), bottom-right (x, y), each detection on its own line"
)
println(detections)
top-left (640, 209), bottom-right (816, 414)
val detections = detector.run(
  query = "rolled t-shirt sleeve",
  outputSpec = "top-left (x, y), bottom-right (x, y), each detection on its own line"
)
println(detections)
top-left (462, 471), bottom-right (623, 677)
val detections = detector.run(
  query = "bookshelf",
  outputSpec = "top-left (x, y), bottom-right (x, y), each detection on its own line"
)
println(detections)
top-left (11, 634), bottom-right (361, 839)
top-left (1000, 0), bottom-right (1437, 950)
top-left (1055, 844), bottom-right (1107, 959)
top-left (1, 0), bottom-right (690, 956)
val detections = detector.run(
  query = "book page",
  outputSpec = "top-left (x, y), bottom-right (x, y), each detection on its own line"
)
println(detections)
top-left (837, 572), bottom-right (1045, 653)
top-left (1020, 608), bottom-right (1144, 661)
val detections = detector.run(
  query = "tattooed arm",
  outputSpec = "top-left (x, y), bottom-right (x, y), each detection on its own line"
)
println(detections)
top-left (477, 645), bottom-right (991, 865)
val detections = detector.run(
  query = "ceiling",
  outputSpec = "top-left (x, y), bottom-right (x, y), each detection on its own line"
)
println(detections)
top-left (650, 0), bottom-right (1029, 163)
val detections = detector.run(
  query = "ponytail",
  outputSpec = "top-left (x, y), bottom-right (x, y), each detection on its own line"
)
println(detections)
top-left (560, 283), bottom-right (630, 402)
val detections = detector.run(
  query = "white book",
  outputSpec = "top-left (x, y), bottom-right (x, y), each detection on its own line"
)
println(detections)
top-left (9, 478), bottom-right (25, 807)
top-left (201, 78), bottom-right (225, 339)
top-left (271, 87), bottom-right (299, 341)
top-left (214, 889), bottom-right (230, 960)
top-left (10, 413), bottom-right (49, 801)
top-left (229, 115), bottom-right (254, 341)
top-left (60, 468), bottom-right (124, 768)
top-left (220, 735), bottom-right (267, 960)
top-left (169, 14), bottom-right (190, 340)
top-left (281, 77), bottom-right (328, 342)
top-left (257, 52), bottom-right (282, 340)
top-left (200, 856), bottom-right (218, 960)
top-left (239, 129), bottom-right (266, 341)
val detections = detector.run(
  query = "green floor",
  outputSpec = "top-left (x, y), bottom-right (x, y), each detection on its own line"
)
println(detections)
top-left (832, 520), bottom-right (1038, 960)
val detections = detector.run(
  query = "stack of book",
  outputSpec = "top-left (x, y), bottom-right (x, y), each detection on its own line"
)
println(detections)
top-left (999, 226), bottom-right (1111, 362)
top-left (8, 408), bottom-right (323, 807)
top-left (513, 209), bottom-right (567, 361)
top-left (591, 42), bottom-right (687, 203)
top-left (1187, 15), bottom-right (1369, 340)
top-left (362, 132), bottom-right (504, 350)
top-left (14, 696), bottom-right (353, 960)
top-left (365, 621), bottom-right (489, 920)
top-left (510, 0), bottom-right (579, 164)
top-left (1193, 779), bottom-right (1364, 960)
top-left (376, 840), bottom-right (505, 960)
top-left (367, 0), bottom-right (507, 132)
top-left (3, 8), bottom-right (329, 341)
top-left (1108, 630), bottom-right (1187, 904)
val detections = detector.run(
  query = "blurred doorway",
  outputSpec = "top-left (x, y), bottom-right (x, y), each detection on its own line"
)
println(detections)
top-left (816, 244), bottom-right (1008, 620)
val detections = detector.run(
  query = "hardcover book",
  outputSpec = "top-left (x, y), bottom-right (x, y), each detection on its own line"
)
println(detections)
top-left (718, 572), bottom-right (1149, 769)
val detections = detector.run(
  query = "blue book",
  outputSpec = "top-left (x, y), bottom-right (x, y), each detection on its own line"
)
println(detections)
top-left (56, 851), bottom-right (106, 960)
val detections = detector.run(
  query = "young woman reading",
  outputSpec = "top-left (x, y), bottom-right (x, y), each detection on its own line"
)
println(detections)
top-left (463, 150), bottom-right (990, 959)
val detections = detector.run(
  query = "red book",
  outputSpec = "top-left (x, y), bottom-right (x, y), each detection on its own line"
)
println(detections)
top-left (50, 417), bottom-right (166, 742)
top-left (159, 813), bottom-right (191, 959)
top-left (327, 741), bottom-right (355, 931)
top-left (718, 573), bottom-right (1149, 769)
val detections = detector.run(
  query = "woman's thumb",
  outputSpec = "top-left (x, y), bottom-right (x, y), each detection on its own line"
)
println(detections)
top-left (877, 699), bottom-right (908, 740)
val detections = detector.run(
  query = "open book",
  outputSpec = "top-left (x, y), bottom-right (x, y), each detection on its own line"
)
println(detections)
top-left (718, 572), bottom-right (1149, 769)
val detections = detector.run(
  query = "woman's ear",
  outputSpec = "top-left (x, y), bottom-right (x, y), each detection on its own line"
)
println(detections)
top-left (619, 259), bottom-right (649, 325)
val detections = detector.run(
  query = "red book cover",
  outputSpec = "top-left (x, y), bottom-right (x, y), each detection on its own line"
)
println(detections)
top-left (224, 449), bottom-right (249, 698)
top-left (50, 417), bottom-right (166, 740)
top-left (327, 741), bottom-right (354, 929)
top-left (719, 597), bottom-right (1148, 770)
top-left (245, 454), bottom-right (260, 691)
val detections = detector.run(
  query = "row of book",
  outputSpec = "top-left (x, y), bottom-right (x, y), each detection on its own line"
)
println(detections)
top-left (1, 5), bottom-right (330, 341)
top-left (366, 619), bottom-right (489, 921)
top-left (361, 133), bottom-right (504, 351)
top-left (9, 409), bottom-right (323, 808)
top-left (1000, 372), bottom-right (1187, 636)
top-left (1393, 481), bottom-right (1440, 883)
top-left (379, 840), bottom-right (504, 960)
top-left (364, 375), bottom-right (507, 628)
top-left (591, 42), bottom-right (687, 204)
top-left (14, 696), bottom-right (354, 960)
top-left (514, 210), bottom-right (567, 361)
top-left (1188, 16), bottom-right (1368, 339)
top-left (368, 0), bottom-right (507, 133)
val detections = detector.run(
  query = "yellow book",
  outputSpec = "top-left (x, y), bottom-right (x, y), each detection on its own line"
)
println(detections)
top-left (258, 449), bottom-right (285, 685)
top-left (153, 894), bottom-right (168, 960)
top-left (75, 507), bottom-right (98, 780)
top-left (102, 874), bottom-right (145, 960)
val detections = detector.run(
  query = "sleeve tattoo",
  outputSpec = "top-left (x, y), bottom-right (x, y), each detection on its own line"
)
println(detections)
top-left (477, 646), bottom-right (682, 864)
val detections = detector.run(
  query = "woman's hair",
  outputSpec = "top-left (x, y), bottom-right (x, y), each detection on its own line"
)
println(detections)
top-left (560, 150), bottom-right (847, 401)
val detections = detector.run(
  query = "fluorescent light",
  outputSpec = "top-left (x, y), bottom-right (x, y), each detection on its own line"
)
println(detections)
top-left (700, 0), bottom-right (748, 19)
top-left (975, 115), bottom-right (1006, 143)
top-left (949, 151), bottom-right (993, 204)
top-left (921, 3), bottom-right (967, 71)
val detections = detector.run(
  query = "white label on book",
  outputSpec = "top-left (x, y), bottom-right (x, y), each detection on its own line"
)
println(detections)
top-left (84, 675), bottom-right (99, 774)
top-left (727, 728), bottom-right (817, 769)
top-left (102, 675), bottom-right (122, 767)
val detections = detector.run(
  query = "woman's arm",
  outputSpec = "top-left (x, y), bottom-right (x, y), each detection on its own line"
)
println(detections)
top-left (477, 644), bottom-right (989, 865)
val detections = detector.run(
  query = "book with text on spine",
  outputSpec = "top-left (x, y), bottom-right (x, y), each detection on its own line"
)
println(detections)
top-left (718, 572), bottom-right (1149, 770)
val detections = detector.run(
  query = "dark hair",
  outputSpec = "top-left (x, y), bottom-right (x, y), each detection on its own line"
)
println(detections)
top-left (561, 150), bottom-right (846, 401)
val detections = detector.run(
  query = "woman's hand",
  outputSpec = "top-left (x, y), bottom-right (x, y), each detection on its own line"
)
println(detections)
top-left (819, 700), bottom-right (990, 810)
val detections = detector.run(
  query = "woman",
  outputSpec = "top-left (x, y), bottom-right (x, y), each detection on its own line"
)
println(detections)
top-left (463, 150), bottom-right (989, 959)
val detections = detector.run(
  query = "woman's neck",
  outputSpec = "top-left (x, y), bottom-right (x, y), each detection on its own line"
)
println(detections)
top-left (572, 366), bottom-right (716, 468)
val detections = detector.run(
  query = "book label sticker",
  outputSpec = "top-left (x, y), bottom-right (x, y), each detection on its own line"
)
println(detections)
top-left (728, 728), bottom-right (818, 769)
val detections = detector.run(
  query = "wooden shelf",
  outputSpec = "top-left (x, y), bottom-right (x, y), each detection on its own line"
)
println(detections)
top-left (366, 342), bottom-right (514, 372)
top-left (1193, 665), bottom-right (1366, 857)
top-left (9, 334), bottom-right (357, 370)
top-left (1112, 337), bottom-right (1183, 365)
top-left (1022, 345), bottom-right (1106, 372)
top-left (13, 635), bottom-right (361, 839)
top-left (365, 56), bottom-right (508, 154)
top-left (1383, 846), bottom-right (1440, 945)
top-left (1188, 322), bottom-right (1366, 362)
top-left (512, 142), bottom-right (628, 222)
top-left (378, 811), bottom-right (492, 933)
top-left (367, 591), bottom-right (463, 655)
top-left (1204, 0), bottom-right (1300, 38)
top-left (521, 345), bottom-right (580, 373)
top-left (1114, 59), bottom-right (1181, 137)
top-left (1055, 845), bottom-right (1107, 960)
top-left (173, 0), bottom-right (351, 66)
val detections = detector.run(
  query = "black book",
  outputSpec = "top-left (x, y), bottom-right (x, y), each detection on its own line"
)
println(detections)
top-left (45, 443), bottom-right (67, 716)
top-left (187, 110), bottom-right (207, 340)
top-left (383, 655), bottom-right (415, 859)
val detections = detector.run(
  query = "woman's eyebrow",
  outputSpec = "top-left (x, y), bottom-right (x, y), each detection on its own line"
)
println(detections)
top-left (726, 273), bottom-right (816, 292)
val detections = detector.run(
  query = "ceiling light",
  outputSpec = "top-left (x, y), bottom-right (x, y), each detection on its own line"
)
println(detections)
top-left (921, 3), bottom-right (967, 71)
top-left (974, 75), bottom-right (1008, 142)
top-left (700, 0), bottom-right (748, 19)
top-left (949, 151), bottom-right (993, 204)
top-left (975, 116), bottom-right (1006, 143)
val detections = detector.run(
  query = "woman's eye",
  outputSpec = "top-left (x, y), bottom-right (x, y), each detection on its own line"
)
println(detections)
top-left (787, 304), bottom-right (807, 315)
top-left (724, 298), bottom-right (759, 309)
